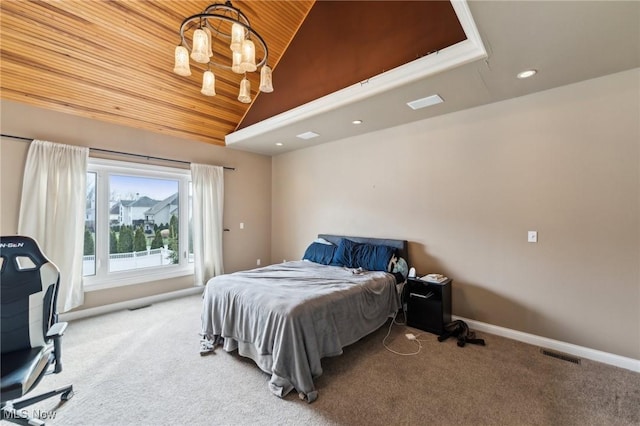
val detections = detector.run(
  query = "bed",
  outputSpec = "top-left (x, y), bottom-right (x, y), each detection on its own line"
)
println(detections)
top-left (200, 234), bottom-right (409, 402)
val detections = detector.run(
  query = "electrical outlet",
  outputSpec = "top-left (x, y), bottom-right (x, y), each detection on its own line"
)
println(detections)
top-left (256, 258), bottom-right (261, 266)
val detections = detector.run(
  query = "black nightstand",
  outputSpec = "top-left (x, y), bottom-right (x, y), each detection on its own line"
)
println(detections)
top-left (405, 277), bottom-right (452, 335)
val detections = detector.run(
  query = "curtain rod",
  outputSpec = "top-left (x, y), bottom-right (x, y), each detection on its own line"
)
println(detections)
top-left (0, 133), bottom-right (235, 171)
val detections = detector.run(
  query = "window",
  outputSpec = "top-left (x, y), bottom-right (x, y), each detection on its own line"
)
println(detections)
top-left (83, 158), bottom-right (193, 289)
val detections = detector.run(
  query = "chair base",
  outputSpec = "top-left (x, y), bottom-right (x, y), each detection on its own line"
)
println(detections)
top-left (1, 384), bottom-right (73, 426)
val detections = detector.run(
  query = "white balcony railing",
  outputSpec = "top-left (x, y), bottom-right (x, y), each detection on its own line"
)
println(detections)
top-left (82, 247), bottom-right (173, 275)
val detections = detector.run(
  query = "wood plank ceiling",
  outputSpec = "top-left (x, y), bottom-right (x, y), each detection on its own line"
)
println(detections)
top-left (0, 1), bottom-right (463, 147)
top-left (0, 0), bottom-right (313, 146)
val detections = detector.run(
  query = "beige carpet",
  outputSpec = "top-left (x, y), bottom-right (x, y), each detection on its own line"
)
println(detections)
top-left (20, 294), bottom-right (640, 425)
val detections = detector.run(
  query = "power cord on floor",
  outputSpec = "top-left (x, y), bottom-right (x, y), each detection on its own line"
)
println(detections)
top-left (393, 304), bottom-right (407, 326)
top-left (382, 309), bottom-right (423, 356)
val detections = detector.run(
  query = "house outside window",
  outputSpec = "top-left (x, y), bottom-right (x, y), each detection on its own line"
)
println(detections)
top-left (83, 158), bottom-right (193, 289)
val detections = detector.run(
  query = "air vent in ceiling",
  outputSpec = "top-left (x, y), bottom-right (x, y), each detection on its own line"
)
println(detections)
top-left (296, 131), bottom-right (320, 140)
top-left (407, 94), bottom-right (444, 110)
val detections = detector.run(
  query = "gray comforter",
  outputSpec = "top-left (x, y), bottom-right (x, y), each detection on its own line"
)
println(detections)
top-left (201, 260), bottom-right (400, 402)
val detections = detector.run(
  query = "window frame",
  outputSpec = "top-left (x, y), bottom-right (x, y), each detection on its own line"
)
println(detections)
top-left (84, 158), bottom-right (193, 291)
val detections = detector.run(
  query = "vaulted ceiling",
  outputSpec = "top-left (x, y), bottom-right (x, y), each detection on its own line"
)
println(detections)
top-left (0, 1), bottom-right (463, 146)
top-left (1, 1), bottom-right (639, 156)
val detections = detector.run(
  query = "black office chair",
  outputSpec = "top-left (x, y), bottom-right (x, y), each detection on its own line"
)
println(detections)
top-left (1, 236), bottom-right (73, 426)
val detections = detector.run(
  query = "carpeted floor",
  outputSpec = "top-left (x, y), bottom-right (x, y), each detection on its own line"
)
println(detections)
top-left (17, 294), bottom-right (640, 425)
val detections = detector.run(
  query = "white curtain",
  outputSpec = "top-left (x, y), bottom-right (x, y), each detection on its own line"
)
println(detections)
top-left (18, 140), bottom-right (88, 312)
top-left (190, 163), bottom-right (224, 286)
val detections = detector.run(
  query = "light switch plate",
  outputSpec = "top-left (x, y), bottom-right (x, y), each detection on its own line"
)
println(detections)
top-left (528, 231), bottom-right (538, 243)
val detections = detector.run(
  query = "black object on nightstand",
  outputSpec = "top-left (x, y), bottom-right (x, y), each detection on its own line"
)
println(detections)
top-left (405, 277), bottom-right (452, 335)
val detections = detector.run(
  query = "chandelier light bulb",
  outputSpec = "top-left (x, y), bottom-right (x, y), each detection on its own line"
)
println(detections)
top-left (201, 70), bottom-right (216, 96)
top-left (240, 39), bottom-right (257, 72)
top-left (231, 51), bottom-right (244, 74)
top-left (191, 29), bottom-right (210, 63)
top-left (230, 23), bottom-right (245, 53)
top-left (238, 77), bottom-right (251, 103)
top-left (173, 46), bottom-right (191, 76)
top-left (259, 65), bottom-right (273, 93)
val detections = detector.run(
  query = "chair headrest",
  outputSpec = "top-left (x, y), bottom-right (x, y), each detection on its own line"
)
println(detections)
top-left (1, 236), bottom-right (56, 301)
top-left (1, 236), bottom-right (48, 270)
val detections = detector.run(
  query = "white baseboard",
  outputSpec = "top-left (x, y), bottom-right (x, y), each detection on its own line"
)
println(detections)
top-left (60, 286), bottom-right (204, 322)
top-left (453, 315), bottom-right (640, 373)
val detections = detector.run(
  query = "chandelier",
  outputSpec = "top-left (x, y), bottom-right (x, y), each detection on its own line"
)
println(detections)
top-left (173, 1), bottom-right (273, 104)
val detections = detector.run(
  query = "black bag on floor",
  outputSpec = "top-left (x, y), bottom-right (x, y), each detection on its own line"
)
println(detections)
top-left (438, 320), bottom-right (486, 347)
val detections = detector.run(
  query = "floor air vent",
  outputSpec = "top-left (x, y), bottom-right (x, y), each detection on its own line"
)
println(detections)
top-left (128, 304), bottom-right (152, 311)
top-left (540, 348), bottom-right (581, 365)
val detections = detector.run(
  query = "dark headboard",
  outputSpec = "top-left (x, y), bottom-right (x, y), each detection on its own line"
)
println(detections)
top-left (317, 234), bottom-right (409, 264)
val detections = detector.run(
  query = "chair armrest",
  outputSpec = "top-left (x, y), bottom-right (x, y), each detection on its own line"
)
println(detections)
top-left (46, 322), bottom-right (68, 374)
top-left (46, 321), bottom-right (68, 338)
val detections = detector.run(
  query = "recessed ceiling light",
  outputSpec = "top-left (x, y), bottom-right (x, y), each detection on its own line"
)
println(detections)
top-left (406, 94), bottom-right (444, 110)
top-left (275, 142), bottom-right (283, 146)
top-left (296, 131), bottom-right (319, 140)
top-left (517, 69), bottom-right (537, 79)
top-left (352, 120), bottom-right (363, 125)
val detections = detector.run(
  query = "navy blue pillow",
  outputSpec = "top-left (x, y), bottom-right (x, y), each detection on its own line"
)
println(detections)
top-left (302, 242), bottom-right (337, 265)
top-left (332, 238), bottom-right (358, 267)
top-left (332, 238), bottom-right (396, 271)
top-left (354, 243), bottom-right (396, 271)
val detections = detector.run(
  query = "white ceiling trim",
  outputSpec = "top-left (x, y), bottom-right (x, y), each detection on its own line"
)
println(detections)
top-left (225, 0), bottom-right (487, 146)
